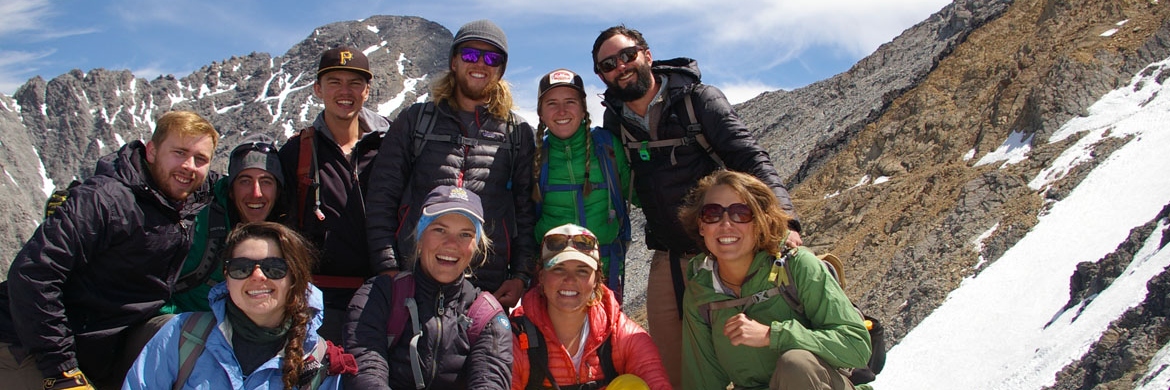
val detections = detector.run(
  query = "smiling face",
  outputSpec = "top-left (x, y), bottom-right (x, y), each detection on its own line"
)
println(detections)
top-left (539, 259), bottom-right (599, 315)
top-left (539, 86), bottom-right (585, 140)
top-left (417, 212), bottom-right (478, 284)
top-left (225, 237), bottom-right (290, 328)
top-left (594, 34), bottom-right (653, 102)
top-left (313, 70), bottom-right (370, 123)
top-left (145, 133), bottom-right (215, 202)
top-left (231, 168), bottom-right (279, 223)
top-left (699, 184), bottom-right (759, 265)
top-left (450, 40), bottom-right (504, 104)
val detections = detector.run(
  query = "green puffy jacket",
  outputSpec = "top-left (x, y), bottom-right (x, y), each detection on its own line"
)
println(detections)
top-left (159, 177), bottom-right (232, 314)
top-left (534, 125), bottom-right (632, 273)
top-left (682, 249), bottom-right (871, 389)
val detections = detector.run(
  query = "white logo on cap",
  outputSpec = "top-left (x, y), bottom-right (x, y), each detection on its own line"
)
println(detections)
top-left (549, 70), bottom-right (574, 84)
top-left (449, 187), bottom-right (470, 201)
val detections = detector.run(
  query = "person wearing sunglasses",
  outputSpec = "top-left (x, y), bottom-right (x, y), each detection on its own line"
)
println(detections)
top-left (279, 46), bottom-right (391, 344)
top-left (677, 171), bottom-right (870, 390)
top-left (510, 224), bottom-right (670, 390)
top-left (158, 134), bottom-right (288, 317)
top-left (532, 68), bottom-right (634, 304)
top-left (125, 222), bottom-right (353, 389)
top-left (346, 185), bottom-right (512, 389)
top-left (366, 19), bottom-right (537, 310)
top-left (590, 25), bottom-right (804, 387)
top-left (0, 111), bottom-right (218, 389)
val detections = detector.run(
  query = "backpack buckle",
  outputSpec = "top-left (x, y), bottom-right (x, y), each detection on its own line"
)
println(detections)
top-left (638, 140), bottom-right (650, 161)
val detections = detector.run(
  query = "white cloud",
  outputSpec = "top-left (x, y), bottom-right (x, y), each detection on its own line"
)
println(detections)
top-left (0, 50), bottom-right (56, 95)
top-left (0, 0), bottom-right (52, 36)
top-left (718, 81), bottom-right (779, 105)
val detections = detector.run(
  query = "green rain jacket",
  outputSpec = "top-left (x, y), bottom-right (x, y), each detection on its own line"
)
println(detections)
top-left (159, 177), bottom-right (231, 314)
top-left (682, 248), bottom-right (871, 389)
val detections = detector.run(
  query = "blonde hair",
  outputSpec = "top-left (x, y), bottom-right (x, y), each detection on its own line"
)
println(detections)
top-left (430, 70), bottom-right (515, 120)
top-left (678, 171), bottom-right (790, 255)
top-left (151, 111), bottom-right (219, 149)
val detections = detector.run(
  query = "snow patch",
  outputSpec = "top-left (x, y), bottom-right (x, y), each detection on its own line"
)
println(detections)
top-left (975, 130), bottom-right (1032, 167)
top-left (366, 25), bottom-right (379, 33)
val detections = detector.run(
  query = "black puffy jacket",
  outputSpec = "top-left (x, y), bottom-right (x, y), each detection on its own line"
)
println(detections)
top-left (344, 271), bottom-right (512, 389)
top-left (0, 140), bottom-right (213, 380)
top-left (365, 101), bottom-right (537, 291)
top-left (601, 58), bottom-right (798, 253)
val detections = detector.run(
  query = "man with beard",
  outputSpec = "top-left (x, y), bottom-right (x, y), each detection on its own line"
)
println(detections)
top-left (279, 46), bottom-right (390, 344)
top-left (591, 25), bottom-right (803, 388)
top-left (0, 111), bottom-right (218, 389)
top-left (365, 19), bottom-right (537, 309)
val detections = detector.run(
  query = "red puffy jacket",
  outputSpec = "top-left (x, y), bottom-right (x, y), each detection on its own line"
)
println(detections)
top-left (510, 285), bottom-right (670, 390)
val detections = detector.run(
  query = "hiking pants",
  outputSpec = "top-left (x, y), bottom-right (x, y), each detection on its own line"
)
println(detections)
top-left (767, 349), bottom-right (856, 390)
top-left (647, 249), bottom-right (684, 389)
top-left (0, 341), bottom-right (42, 389)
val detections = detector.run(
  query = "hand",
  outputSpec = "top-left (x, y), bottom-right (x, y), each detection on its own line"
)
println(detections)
top-left (43, 368), bottom-right (95, 390)
top-left (723, 313), bottom-right (771, 348)
top-left (493, 278), bottom-right (525, 308)
top-left (785, 230), bottom-right (803, 248)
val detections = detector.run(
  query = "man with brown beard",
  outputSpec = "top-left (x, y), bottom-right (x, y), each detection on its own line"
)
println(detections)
top-left (365, 19), bottom-right (537, 309)
top-left (591, 25), bottom-right (804, 388)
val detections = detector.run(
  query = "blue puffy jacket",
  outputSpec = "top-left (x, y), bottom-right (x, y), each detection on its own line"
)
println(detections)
top-left (121, 283), bottom-right (341, 389)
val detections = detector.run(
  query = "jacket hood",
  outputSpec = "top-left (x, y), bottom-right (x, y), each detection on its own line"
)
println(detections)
top-left (601, 57), bottom-right (701, 112)
top-left (207, 281), bottom-right (327, 340)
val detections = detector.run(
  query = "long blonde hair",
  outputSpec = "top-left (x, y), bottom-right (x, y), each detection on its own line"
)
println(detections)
top-left (430, 70), bottom-right (515, 120)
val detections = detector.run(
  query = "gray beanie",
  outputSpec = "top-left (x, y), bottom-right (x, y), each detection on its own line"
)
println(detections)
top-left (228, 134), bottom-right (283, 187)
top-left (452, 19), bottom-right (508, 57)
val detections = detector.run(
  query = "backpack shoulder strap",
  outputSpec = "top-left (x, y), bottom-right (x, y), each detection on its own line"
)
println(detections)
top-left (295, 127), bottom-right (321, 229)
top-left (466, 291), bottom-right (504, 344)
top-left (681, 92), bottom-right (724, 169)
top-left (174, 205), bottom-right (229, 292)
top-left (590, 130), bottom-right (630, 240)
top-left (384, 272), bottom-right (417, 347)
top-left (410, 102), bottom-right (439, 162)
top-left (595, 334), bottom-right (619, 386)
top-left (174, 312), bottom-right (216, 390)
top-left (512, 316), bottom-right (556, 390)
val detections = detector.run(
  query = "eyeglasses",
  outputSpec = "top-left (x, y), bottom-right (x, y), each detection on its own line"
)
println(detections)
top-left (231, 142), bottom-right (277, 158)
top-left (596, 46), bottom-right (643, 73)
top-left (542, 233), bottom-right (599, 256)
top-left (699, 203), bottom-right (754, 224)
top-left (459, 47), bottom-right (506, 67)
top-left (225, 257), bottom-right (289, 280)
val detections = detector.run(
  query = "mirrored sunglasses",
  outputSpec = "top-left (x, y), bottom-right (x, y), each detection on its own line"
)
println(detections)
top-left (699, 203), bottom-right (754, 224)
top-left (596, 46), bottom-right (643, 73)
top-left (542, 233), bottom-right (599, 255)
top-left (231, 142), bottom-right (277, 158)
top-left (225, 257), bottom-right (289, 280)
top-left (459, 47), bottom-right (506, 67)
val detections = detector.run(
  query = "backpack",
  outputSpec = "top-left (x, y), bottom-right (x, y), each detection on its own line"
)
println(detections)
top-left (294, 127), bottom-right (324, 230)
top-left (174, 312), bottom-right (350, 390)
top-left (511, 315), bottom-right (618, 390)
top-left (172, 203), bottom-right (229, 293)
top-left (43, 180), bottom-right (82, 219)
top-left (383, 271), bottom-right (505, 390)
top-left (410, 102), bottom-right (523, 182)
top-left (535, 129), bottom-right (632, 300)
top-left (695, 248), bottom-right (887, 385)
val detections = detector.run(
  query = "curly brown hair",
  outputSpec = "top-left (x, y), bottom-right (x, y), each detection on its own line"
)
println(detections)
top-left (677, 170), bottom-right (790, 256)
top-left (221, 221), bottom-right (319, 389)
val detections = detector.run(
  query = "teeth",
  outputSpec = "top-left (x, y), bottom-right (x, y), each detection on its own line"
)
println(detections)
top-left (558, 290), bottom-right (579, 297)
top-left (718, 237), bottom-right (739, 244)
top-left (246, 289), bottom-right (273, 296)
top-left (175, 176), bottom-right (192, 184)
top-left (436, 254), bottom-right (458, 263)
top-left (246, 203), bottom-right (265, 209)
top-left (554, 119), bottom-right (571, 125)
top-left (338, 100), bottom-right (354, 105)
top-left (470, 72), bottom-right (486, 79)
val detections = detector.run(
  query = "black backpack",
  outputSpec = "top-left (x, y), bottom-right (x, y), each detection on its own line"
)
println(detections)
top-left (511, 315), bottom-right (618, 390)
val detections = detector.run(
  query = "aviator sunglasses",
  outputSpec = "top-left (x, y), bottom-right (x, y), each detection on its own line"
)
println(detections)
top-left (459, 47), bottom-right (506, 67)
top-left (225, 257), bottom-right (289, 280)
top-left (596, 46), bottom-right (644, 73)
top-left (700, 203), bottom-right (755, 224)
top-left (542, 233), bottom-right (599, 255)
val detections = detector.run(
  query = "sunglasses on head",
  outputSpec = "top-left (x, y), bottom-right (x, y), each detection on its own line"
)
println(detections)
top-left (225, 257), bottom-right (289, 280)
top-left (596, 46), bottom-right (643, 73)
top-left (231, 142), bottom-right (277, 158)
top-left (700, 203), bottom-right (754, 224)
top-left (542, 233), bottom-right (599, 254)
top-left (459, 47), bottom-right (506, 67)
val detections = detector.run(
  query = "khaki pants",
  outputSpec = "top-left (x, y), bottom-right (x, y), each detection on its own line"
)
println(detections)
top-left (767, 349), bottom-right (856, 390)
top-left (647, 250), bottom-right (685, 389)
top-left (0, 342), bottom-right (43, 389)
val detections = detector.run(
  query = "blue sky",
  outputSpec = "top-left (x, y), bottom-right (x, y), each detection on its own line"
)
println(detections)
top-left (0, 0), bottom-right (950, 118)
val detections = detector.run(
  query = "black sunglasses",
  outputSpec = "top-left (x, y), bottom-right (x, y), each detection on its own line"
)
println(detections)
top-left (700, 203), bottom-right (754, 224)
top-left (596, 46), bottom-right (644, 73)
top-left (459, 47), bottom-right (506, 67)
top-left (231, 142), bottom-right (277, 158)
top-left (225, 257), bottom-right (289, 280)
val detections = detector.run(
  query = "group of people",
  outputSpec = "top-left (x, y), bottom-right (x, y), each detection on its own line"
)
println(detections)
top-left (0, 18), bottom-right (873, 390)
